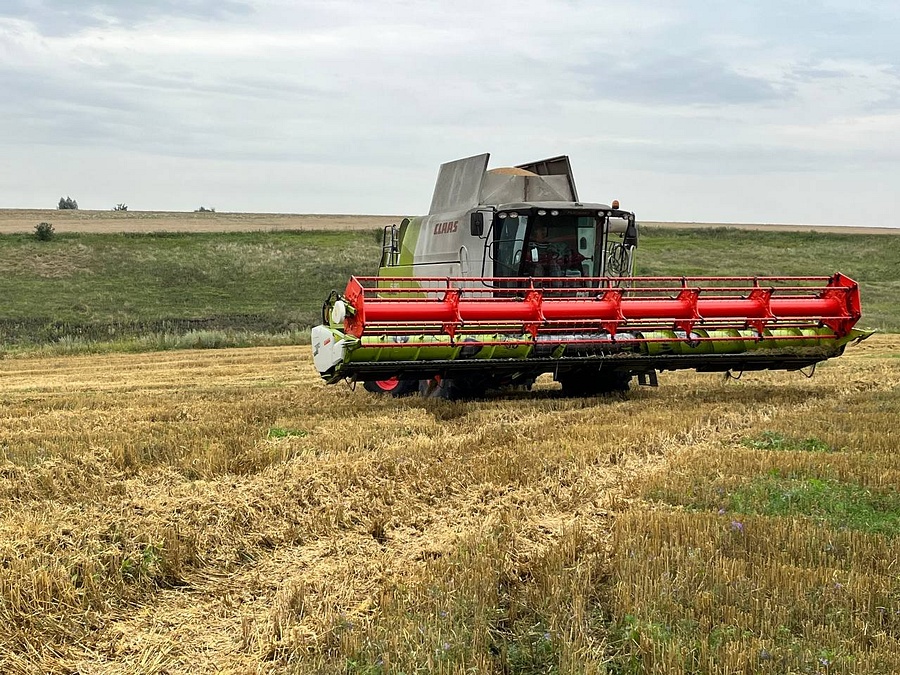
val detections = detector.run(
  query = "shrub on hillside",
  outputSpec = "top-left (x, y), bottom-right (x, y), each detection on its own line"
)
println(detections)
top-left (194, 206), bottom-right (216, 213)
top-left (34, 222), bottom-right (54, 241)
top-left (58, 196), bottom-right (78, 210)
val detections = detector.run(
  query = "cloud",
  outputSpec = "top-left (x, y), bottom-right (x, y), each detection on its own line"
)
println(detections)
top-left (573, 54), bottom-right (788, 107)
top-left (0, 0), bottom-right (254, 34)
top-left (0, 0), bottom-right (898, 222)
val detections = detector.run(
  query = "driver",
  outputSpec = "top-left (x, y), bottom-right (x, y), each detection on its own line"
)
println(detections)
top-left (527, 224), bottom-right (579, 277)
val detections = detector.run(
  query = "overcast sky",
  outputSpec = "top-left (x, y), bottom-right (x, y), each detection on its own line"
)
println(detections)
top-left (1, 1), bottom-right (898, 225)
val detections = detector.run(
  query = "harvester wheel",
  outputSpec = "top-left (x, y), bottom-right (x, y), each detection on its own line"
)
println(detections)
top-left (419, 376), bottom-right (487, 401)
top-left (363, 378), bottom-right (418, 397)
top-left (558, 371), bottom-right (631, 397)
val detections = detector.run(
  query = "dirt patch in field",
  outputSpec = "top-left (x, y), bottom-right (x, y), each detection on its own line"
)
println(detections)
top-left (2, 209), bottom-right (898, 235)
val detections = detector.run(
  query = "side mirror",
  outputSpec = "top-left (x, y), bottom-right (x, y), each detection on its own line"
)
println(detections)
top-left (470, 212), bottom-right (484, 237)
top-left (624, 219), bottom-right (638, 248)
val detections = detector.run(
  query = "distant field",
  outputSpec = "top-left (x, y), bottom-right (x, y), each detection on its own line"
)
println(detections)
top-left (0, 223), bottom-right (897, 352)
top-left (0, 230), bottom-right (379, 347)
top-left (2, 208), bottom-right (898, 235)
top-left (0, 209), bottom-right (400, 234)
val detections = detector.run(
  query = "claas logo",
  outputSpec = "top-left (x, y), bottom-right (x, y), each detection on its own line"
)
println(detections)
top-left (433, 220), bottom-right (458, 235)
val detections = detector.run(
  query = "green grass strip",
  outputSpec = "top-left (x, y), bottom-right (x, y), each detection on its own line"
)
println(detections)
top-left (740, 431), bottom-right (835, 453)
top-left (728, 475), bottom-right (900, 536)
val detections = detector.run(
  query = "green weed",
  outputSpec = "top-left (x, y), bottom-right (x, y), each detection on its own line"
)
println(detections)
top-left (120, 544), bottom-right (163, 583)
top-left (741, 431), bottom-right (835, 452)
top-left (267, 427), bottom-right (308, 439)
top-left (728, 475), bottom-right (900, 536)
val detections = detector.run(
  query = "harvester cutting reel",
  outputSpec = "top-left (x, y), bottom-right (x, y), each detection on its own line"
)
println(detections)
top-left (312, 275), bottom-right (872, 400)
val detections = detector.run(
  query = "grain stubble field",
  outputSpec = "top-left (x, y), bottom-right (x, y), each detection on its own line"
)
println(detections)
top-left (0, 346), bottom-right (650, 672)
top-left (0, 210), bottom-right (400, 235)
top-left (1, 337), bottom-right (898, 673)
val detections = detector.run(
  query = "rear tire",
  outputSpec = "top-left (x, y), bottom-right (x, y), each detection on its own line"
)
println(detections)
top-left (558, 371), bottom-right (631, 397)
top-left (363, 377), bottom-right (418, 397)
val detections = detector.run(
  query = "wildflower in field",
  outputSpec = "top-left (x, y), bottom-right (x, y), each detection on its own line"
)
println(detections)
top-left (730, 520), bottom-right (744, 533)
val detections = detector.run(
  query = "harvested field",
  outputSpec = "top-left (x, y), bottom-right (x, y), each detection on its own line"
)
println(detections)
top-left (2, 209), bottom-right (898, 236)
top-left (1, 335), bottom-right (897, 673)
top-left (0, 210), bottom-right (400, 235)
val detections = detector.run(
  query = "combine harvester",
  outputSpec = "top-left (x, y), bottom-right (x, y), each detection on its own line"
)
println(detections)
top-left (312, 153), bottom-right (870, 398)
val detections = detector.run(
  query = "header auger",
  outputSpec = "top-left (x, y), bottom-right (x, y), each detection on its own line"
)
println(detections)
top-left (312, 153), bottom-right (870, 398)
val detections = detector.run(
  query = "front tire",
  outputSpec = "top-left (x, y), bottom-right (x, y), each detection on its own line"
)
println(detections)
top-left (419, 376), bottom-right (487, 401)
top-left (363, 377), bottom-right (418, 397)
top-left (558, 370), bottom-right (631, 397)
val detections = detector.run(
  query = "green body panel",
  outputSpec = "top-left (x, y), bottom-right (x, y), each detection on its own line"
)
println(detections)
top-left (354, 335), bottom-right (463, 363)
top-left (639, 327), bottom-right (845, 356)
top-left (374, 270), bottom-right (423, 297)
top-left (398, 217), bottom-right (423, 266)
top-left (376, 266), bottom-right (416, 280)
top-left (378, 216), bottom-right (423, 278)
top-left (320, 327), bottom-right (868, 379)
top-left (348, 333), bottom-right (533, 364)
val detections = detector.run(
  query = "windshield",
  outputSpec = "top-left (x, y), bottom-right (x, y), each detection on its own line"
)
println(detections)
top-left (492, 212), bottom-right (614, 278)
